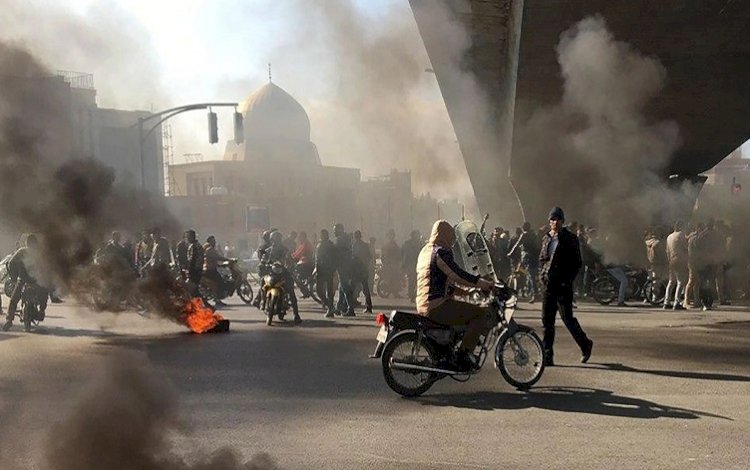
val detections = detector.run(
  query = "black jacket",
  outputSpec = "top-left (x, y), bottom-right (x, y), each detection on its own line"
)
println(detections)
top-left (539, 228), bottom-right (582, 287)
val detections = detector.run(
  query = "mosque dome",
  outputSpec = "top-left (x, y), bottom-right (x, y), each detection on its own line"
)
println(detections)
top-left (241, 82), bottom-right (311, 143)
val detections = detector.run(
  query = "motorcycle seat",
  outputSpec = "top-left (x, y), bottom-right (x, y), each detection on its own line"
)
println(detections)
top-left (390, 310), bottom-right (453, 331)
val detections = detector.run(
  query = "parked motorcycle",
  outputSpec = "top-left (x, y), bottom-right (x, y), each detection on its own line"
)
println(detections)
top-left (592, 266), bottom-right (666, 306)
top-left (200, 259), bottom-right (254, 305)
top-left (262, 262), bottom-right (291, 325)
top-left (291, 262), bottom-right (321, 304)
top-left (375, 263), bottom-right (404, 298)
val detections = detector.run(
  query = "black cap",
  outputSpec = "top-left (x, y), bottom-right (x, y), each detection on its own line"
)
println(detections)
top-left (548, 207), bottom-right (565, 221)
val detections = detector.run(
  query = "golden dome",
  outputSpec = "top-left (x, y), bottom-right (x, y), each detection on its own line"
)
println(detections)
top-left (241, 82), bottom-right (310, 142)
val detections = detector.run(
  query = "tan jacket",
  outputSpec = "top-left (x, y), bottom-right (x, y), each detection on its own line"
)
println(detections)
top-left (666, 231), bottom-right (687, 268)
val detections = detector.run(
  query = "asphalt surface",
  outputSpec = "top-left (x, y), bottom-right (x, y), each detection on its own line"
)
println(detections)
top-left (0, 292), bottom-right (748, 469)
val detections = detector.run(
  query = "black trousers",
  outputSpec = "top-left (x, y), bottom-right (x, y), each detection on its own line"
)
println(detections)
top-left (541, 282), bottom-right (589, 358)
top-left (316, 270), bottom-right (335, 311)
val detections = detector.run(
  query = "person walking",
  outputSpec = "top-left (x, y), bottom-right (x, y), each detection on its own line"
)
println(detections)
top-left (333, 223), bottom-right (355, 316)
top-left (538, 207), bottom-right (593, 366)
top-left (314, 229), bottom-right (337, 317)
top-left (351, 230), bottom-right (373, 313)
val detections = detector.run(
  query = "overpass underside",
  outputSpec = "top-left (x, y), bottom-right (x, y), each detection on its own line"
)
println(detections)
top-left (410, 0), bottom-right (750, 224)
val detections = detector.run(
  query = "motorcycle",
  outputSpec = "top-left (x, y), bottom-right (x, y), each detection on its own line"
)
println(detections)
top-left (262, 262), bottom-right (291, 325)
top-left (18, 281), bottom-right (48, 332)
top-left (199, 259), bottom-right (254, 305)
top-left (291, 261), bottom-right (321, 304)
top-left (371, 219), bottom-right (545, 397)
top-left (375, 262), bottom-right (404, 298)
top-left (592, 266), bottom-right (666, 306)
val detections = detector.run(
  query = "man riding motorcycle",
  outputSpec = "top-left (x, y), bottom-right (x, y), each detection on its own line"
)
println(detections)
top-left (203, 235), bottom-right (230, 307)
top-left (252, 230), bottom-right (273, 308)
top-left (415, 220), bottom-right (494, 371)
top-left (3, 234), bottom-right (48, 331)
top-left (262, 231), bottom-right (301, 324)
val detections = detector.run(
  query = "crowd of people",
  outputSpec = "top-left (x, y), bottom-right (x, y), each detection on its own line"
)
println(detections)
top-left (483, 217), bottom-right (747, 310)
top-left (251, 224), bottom-right (424, 320)
top-left (1, 209), bottom-right (746, 333)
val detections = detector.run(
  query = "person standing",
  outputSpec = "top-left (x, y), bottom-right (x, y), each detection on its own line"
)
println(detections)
top-left (148, 228), bottom-right (173, 270)
top-left (488, 227), bottom-right (511, 281)
top-left (134, 230), bottom-right (153, 270)
top-left (315, 229), bottom-right (337, 317)
top-left (538, 207), bottom-right (593, 366)
top-left (400, 230), bottom-right (422, 302)
top-left (520, 222), bottom-right (541, 303)
top-left (291, 231), bottom-right (315, 298)
top-left (368, 236), bottom-right (377, 294)
top-left (185, 230), bottom-right (204, 298)
top-left (333, 223), bottom-right (355, 316)
top-left (381, 229), bottom-right (402, 297)
top-left (664, 222), bottom-right (688, 309)
top-left (351, 230), bottom-right (373, 313)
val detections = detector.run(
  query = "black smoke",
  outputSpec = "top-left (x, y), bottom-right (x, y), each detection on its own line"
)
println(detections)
top-left (46, 354), bottom-right (278, 470)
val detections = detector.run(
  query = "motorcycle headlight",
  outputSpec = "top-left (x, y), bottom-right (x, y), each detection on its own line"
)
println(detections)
top-left (271, 264), bottom-right (283, 274)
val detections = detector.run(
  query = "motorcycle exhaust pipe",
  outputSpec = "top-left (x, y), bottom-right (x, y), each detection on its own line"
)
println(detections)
top-left (390, 361), bottom-right (459, 375)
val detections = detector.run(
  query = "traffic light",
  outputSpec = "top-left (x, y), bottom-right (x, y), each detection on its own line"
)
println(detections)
top-left (208, 111), bottom-right (218, 144)
top-left (233, 111), bottom-right (244, 144)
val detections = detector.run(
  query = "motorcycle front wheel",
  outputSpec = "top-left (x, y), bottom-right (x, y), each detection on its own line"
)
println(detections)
top-left (237, 280), bottom-right (254, 304)
top-left (381, 332), bottom-right (438, 397)
top-left (592, 277), bottom-right (616, 305)
top-left (495, 325), bottom-right (545, 391)
top-left (643, 279), bottom-right (666, 305)
top-left (376, 278), bottom-right (390, 298)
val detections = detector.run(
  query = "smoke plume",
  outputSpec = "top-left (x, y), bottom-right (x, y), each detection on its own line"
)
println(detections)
top-left (512, 16), bottom-right (682, 262)
top-left (0, 42), bottom-right (188, 322)
top-left (260, 0), bottom-right (474, 200)
top-left (46, 354), bottom-right (277, 470)
top-left (0, 0), bottom-right (165, 109)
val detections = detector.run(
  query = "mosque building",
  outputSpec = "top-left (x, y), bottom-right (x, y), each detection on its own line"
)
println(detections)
top-left (166, 79), bottom-right (463, 252)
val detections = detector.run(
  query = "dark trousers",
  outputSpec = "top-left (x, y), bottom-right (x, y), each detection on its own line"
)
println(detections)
top-left (350, 266), bottom-right (373, 310)
top-left (541, 282), bottom-right (589, 359)
top-left (187, 270), bottom-right (202, 298)
top-left (316, 270), bottom-right (335, 311)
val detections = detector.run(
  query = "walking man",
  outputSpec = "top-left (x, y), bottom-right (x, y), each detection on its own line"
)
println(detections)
top-left (538, 207), bottom-right (593, 366)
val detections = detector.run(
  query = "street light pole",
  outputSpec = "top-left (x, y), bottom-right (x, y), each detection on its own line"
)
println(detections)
top-left (134, 102), bottom-right (239, 191)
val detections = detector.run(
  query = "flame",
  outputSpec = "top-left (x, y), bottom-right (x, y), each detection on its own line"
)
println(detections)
top-left (183, 298), bottom-right (224, 334)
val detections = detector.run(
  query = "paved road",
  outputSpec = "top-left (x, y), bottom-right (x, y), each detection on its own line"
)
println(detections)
top-left (0, 295), bottom-right (748, 469)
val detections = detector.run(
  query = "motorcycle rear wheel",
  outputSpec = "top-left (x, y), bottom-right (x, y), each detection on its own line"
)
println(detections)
top-left (592, 277), bottom-right (616, 305)
top-left (237, 280), bottom-right (254, 304)
top-left (382, 332), bottom-right (438, 397)
top-left (495, 325), bottom-right (545, 390)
